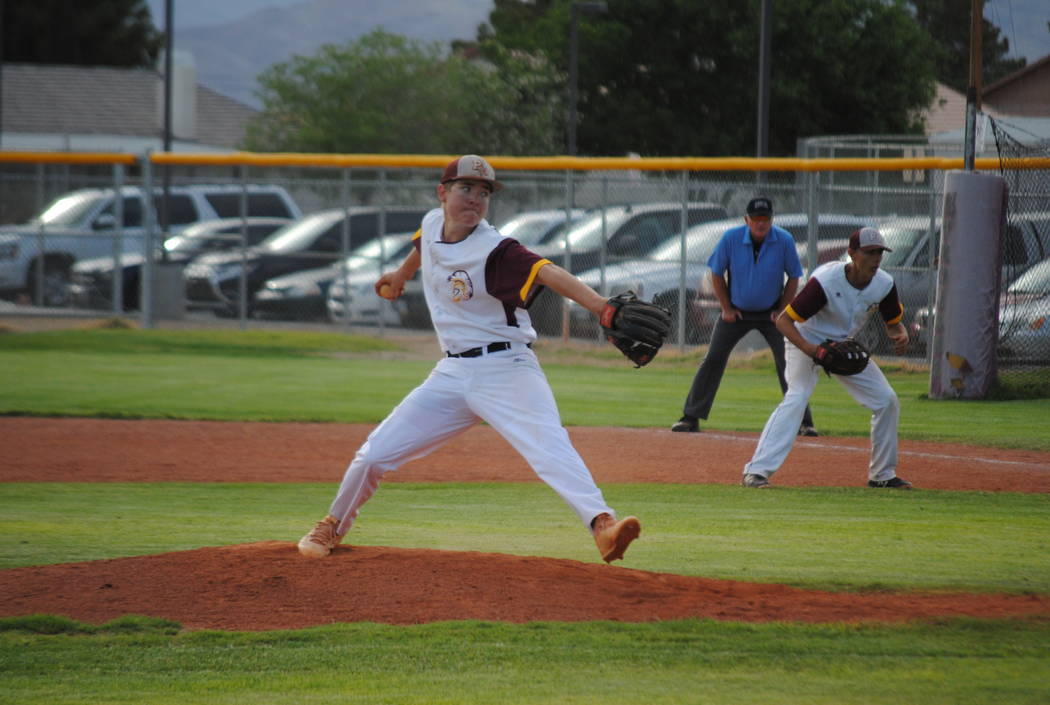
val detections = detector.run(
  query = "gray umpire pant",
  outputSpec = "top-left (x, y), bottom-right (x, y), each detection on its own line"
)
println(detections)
top-left (682, 311), bottom-right (815, 427)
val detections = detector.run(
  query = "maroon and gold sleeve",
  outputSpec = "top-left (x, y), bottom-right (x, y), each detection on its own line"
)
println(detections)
top-left (783, 277), bottom-right (827, 322)
top-left (880, 284), bottom-right (904, 325)
top-left (485, 239), bottom-right (551, 307)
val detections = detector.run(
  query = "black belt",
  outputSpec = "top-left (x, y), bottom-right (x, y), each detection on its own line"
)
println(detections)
top-left (446, 341), bottom-right (529, 358)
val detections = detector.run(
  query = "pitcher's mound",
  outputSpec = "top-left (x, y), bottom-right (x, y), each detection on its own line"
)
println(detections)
top-left (2, 542), bottom-right (1047, 631)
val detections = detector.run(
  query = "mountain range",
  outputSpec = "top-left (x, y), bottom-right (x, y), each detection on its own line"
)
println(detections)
top-left (145, 0), bottom-right (1047, 109)
top-left (146, 0), bottom-right (495, 107)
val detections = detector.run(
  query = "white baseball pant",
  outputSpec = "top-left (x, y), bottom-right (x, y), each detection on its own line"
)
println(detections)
top-left (744, 343), bottom-right (900, 482)
top-left (328, 345), bottom-right (614, 536)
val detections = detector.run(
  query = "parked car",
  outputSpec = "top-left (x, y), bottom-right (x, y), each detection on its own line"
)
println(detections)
top-left (68, 217), bottom-right (293, 311)
top-left (0, 184), bottom-right (302, 307)
top-left (528, 201), bottom-right (729, 334)
top-left (254, 233), bottom-right (415, 321)
top-left (494, 208), bottom-right (585, 247)
top-left (325, 269), bottom-right (410, 328)
top-left (912, 257), bottom-right (1050, 361)
top-left (854, 212), bottom-right (1050, 353)
top-left (184, 206), bottom-right (428, 317)
top-left (568, 213), bottom-right (875, 343)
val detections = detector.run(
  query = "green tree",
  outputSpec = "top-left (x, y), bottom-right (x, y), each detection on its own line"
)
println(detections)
top-left (910, 0), bottom-right (1026, 92)
top-left (479, 0), bottom-right (938, 157)
top-left (242, 30), bottom-right (563, 156)
top-left (1, 0), bottom-right (161, 68)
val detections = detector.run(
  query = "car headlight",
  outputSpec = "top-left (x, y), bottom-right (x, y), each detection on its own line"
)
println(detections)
top-left (214, 262), bottom-right (247, 282)
top-left (285, 282), bottom-right (321, 298)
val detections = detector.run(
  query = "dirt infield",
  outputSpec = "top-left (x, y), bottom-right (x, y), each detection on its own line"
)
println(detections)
top-left (3, 417), bottom-right (1049, 630)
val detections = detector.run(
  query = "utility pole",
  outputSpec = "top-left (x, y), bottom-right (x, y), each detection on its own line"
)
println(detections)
top-left (963, 0), bottom-right (983, 171)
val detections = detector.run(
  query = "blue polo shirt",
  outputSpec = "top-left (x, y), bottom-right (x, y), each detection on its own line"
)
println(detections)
top-left (707, 224), bottom-right (803, 311)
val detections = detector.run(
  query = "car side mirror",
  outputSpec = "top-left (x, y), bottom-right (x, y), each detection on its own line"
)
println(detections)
top-left (92, 214), bottom-right (117, 230)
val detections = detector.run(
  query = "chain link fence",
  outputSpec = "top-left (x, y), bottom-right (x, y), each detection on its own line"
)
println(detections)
top-left (1, 151), bottom-right (1048, 392)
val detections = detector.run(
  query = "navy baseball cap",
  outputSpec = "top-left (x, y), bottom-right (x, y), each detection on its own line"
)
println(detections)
top-left (746, 197), bottom-right (773, 216)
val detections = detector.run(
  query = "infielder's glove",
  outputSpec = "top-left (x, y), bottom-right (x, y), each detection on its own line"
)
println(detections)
top-left (813, 338), bottom-right (870, 376)
top-left (599, 291), bottom-right (671, 368)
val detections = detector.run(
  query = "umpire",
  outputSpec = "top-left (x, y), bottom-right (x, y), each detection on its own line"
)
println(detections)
top-left (671, 196), bottom-right (817, 435)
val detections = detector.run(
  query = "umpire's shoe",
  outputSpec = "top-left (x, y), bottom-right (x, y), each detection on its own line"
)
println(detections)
top-left (298, 515), bottom-right (342, 558)
top-left (671, 415), bottom-right (699, 432)
top-left (592, 513), bottom-right (641, 563)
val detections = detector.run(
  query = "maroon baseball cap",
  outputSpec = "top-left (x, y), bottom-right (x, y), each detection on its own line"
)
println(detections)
top-left (440, 155), bottom-right (503, 191)
top-left (849, 227), bottom-right (892, 252)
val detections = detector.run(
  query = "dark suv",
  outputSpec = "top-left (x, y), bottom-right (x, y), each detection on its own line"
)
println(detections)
top-left (184, 206), bottom-right (428, 316)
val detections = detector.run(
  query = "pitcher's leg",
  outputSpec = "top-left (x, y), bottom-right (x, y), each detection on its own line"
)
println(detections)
top-left (470, 352), bottom-right (612, 526)
top-left (328, 363), bottom-right (478, 535)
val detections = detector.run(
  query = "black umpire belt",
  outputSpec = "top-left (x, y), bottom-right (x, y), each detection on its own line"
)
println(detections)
top-left (446, 341), bottom-right (531, 358)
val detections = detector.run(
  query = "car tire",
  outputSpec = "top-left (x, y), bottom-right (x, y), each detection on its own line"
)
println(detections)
top-left (27, 265), bottom-right (72, 308)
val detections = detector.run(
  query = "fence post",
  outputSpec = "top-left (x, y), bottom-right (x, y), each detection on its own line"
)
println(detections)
top-left (238, 166), bottom-right (249, 330)
top-left (377, 169), bottom-right (388, 334)
top-left (140, 153), bottom-right (155, 329)
top-left (595, 174), bottom-right (608, 343)
top-left (805, 170), bottom-right (818, 272)
top-left (111, 164), bottom-right (124, 314)
top-left (340, 167), bottom-right (352, 331)
top-left (677, 169), bottom-right (689, 350)
top-left (562, 168), bottom-right (574, 341)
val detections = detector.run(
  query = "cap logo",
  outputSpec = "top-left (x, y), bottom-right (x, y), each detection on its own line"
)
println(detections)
top-left (468, 157), bottom-right (490, 179)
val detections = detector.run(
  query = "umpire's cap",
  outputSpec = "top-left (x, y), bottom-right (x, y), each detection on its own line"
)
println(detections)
top-left (746, 197), bottom-right (773, 216)
top-left (441, 155), bottom-right (503, 192)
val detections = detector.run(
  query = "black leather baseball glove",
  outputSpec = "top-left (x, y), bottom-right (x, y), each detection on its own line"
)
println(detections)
top-left (599, 291), bottom-right (671, 367)
top-left (813, 338), bottom-right (870, 376)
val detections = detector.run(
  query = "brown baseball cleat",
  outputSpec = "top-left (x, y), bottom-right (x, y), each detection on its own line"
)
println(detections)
top-left (297, 515), bottom-right (342, 558)
top-left (592, 513), bottom-right (641, 563)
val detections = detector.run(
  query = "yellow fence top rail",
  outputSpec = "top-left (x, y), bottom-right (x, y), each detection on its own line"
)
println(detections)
top-left (3, 150), bottom-right (1049, 172)
top-left (0, 151), bottom-right (137, 165)
top-left (148, 152), bottom-right (1045, 172)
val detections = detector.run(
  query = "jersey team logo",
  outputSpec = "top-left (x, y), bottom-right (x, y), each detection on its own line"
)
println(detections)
top-left (447, 270), bottom-right (474, 302)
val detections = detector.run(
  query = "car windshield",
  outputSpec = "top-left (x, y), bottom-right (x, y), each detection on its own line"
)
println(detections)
top-left (258, 212), bottom-right (339, 252)
top-left (1008, 258), bottom-right (1050, 294)
top-left (34, 192), bottom-right (106, 227)
top-left (166, 232), bottom-right (232, 252)
top-left (551, 211), bottom-right (632, 251)
top-left (500, 214), bottom-right (566, 247)
top-left (335, 233), bottom-right (413, 271)
top-left (648, 225), bottom-right (725, 262)
top-left (877, 225), bottom-right (930, 267)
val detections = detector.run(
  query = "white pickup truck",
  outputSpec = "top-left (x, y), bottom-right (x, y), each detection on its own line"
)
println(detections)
top-left (0, 184), bottom-right (302, 307)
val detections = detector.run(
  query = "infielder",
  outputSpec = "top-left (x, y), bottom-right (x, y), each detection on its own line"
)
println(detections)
top-left (298, 155), bottom-right (650, 563)
top-left (741, 227), bottom-right (913, 489)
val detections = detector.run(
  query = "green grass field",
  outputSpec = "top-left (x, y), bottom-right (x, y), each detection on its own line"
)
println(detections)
top-left (1, 327), bottom-right (1048, 704)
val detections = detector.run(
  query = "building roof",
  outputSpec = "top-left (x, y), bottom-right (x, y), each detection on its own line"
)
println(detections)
top-left (983, 53), bottom-right (1050, 118)
top-left (0, 63), bottom-right (257, 152)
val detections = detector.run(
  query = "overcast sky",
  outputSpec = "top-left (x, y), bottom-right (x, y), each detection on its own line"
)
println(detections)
top-left (144, 0), bottom-right (1049, 65)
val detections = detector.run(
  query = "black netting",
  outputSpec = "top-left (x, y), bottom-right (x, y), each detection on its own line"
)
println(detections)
top-left (989, 117), bottom-right (1050, 395)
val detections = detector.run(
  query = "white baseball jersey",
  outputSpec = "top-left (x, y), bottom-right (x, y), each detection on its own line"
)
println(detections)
top-left (325, 208), bottom-right (617, 537)
top-left (744, 261), bottom-right (905, 483)
top-left (785, 262), bottom-right (903, 343)
top-left (415, 208), bottom-right (548, 354)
